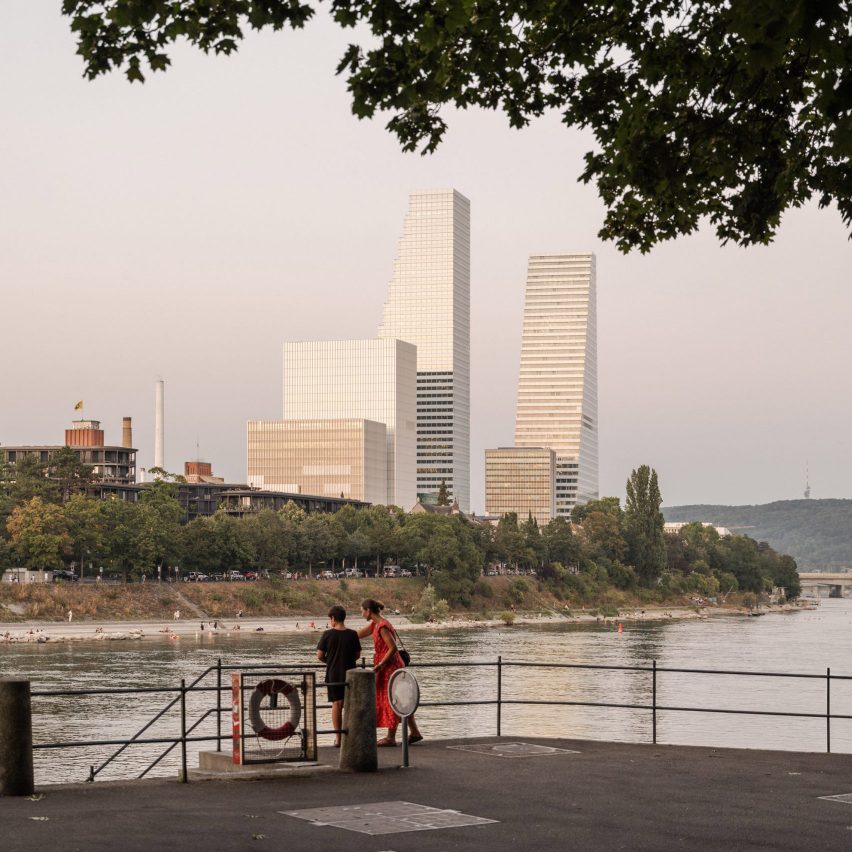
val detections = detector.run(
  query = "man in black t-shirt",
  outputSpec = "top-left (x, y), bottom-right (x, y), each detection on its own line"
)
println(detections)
top-left (316, 605), bottom-right (362, 747)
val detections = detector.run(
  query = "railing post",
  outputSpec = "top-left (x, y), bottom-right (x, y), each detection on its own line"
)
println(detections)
top-left (497, 656), bottom-right (502, 737)
top-left (180, 678), bottom-right (188, 783)
top-left (0, 680), bottom-right (34, 796)
top-left (826, 667), bottom-right (831, 754)
top-left (216, 658), bottom-right (222, 753)
top-left (652, 660), bottom-right (657, 745)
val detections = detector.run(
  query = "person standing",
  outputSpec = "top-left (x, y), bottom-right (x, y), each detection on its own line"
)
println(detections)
top-left (173, 609), bottom-right (180, 621)
top-left (316, 606), bottom-right (361, 747)
top-left (357, 598), bottom-right (422, 747)
top-left (67, 609), bottom-right (73, 623)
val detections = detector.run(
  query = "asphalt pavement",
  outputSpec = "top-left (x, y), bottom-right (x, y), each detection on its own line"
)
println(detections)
top-left (2, 737), bottom-right (852, 851)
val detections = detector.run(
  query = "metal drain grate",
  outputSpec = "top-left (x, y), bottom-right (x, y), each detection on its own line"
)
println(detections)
top-left (281, 801), bottom-right (497, 835)
top-left (818, 793), bottom-right (852, 805)
top-left (447, 741), bottom-right (581, 758)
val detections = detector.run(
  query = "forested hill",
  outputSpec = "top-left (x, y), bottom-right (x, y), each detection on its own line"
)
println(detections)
top-left (663, 500), bottom-right (852, 572)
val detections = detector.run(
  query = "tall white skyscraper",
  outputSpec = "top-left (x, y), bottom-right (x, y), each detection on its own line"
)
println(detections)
top-left (282, 339), bottom-right (417, 509)
top-left (514, 253), bottom-right (598, 517)
top-left (379, 189), bottom-right (471, 511)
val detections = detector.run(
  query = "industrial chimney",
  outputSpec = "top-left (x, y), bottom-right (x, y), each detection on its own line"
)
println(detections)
top-left (122, 416), bottom-right (133, 449)
top-left (154, 380), bottom-right (164, 470)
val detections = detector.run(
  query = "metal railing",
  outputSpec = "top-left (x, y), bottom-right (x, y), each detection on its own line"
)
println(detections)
top-left (29, 657), bottom-right (852, 784)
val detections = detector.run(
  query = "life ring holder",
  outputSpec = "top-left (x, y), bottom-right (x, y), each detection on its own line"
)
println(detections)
top-left (248, 678), bottom-right (301, 741)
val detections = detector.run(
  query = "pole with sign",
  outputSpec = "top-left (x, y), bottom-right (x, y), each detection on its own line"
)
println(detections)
top-left (388, 668), bottom-right (420, 768)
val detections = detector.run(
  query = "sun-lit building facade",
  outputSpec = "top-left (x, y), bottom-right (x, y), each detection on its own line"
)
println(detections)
top-left (246, 419), bottom-right (388, 504)
top-left (514, 253), bottom-right (598, 517)
top-left (485, 447), bottom-right (556, 526)
top-left (378, 188), bottom-right (471, 511)
top-left (281, 338), bottom-right (416, 509)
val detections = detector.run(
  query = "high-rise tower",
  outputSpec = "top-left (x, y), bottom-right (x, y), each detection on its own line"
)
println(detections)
top-left (514, 253), bottom-right (598, 516)
top-left (379, 189), bottom-right (471, 511)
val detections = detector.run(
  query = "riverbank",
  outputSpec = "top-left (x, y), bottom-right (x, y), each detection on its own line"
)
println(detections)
top-left (0, 599), bottom-right (812, 644)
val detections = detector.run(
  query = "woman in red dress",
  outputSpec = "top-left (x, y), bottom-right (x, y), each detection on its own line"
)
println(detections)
top-left (358, 598), bottom-right (423, 746)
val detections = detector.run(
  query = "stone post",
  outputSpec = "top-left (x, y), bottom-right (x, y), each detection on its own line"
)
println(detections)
top-left (339, 669), bottom-right (377, 772)
top-left (0, 681), bottom-right (34, 796)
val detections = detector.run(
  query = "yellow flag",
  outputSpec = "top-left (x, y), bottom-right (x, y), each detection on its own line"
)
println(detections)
top-left (74, 400), bottom-right (83, 410)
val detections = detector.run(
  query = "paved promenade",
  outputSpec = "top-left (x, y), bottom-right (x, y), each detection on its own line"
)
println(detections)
top-left (2, 737), bottom-right (852, 851)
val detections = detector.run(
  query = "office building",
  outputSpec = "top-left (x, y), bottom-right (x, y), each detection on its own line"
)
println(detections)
top-left (246, 418), bottom-right (388, 504)
top-left (485, 447), bottom-right (556, 526)
top-left (1, 418), bottom-right (137, 485)
top-left (282, 338), bottom-right (416, 509)
top-left (514, 253), bottom-right (598, 516)
top-left (379, 188), bottom-right (471, 511)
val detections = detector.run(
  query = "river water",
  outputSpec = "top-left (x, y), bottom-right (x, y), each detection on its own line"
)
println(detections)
top-left (1, 600), bottom-right (850, 785)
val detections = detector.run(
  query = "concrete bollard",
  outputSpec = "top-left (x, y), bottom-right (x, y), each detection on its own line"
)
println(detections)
top-left (0, 680), bottom-right (34, 796)
top-left (339, 669), bottom-right (377, 772)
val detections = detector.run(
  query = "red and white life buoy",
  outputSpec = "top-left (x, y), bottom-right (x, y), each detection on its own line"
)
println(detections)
top-left (249, 679), bottom-right (301, 741)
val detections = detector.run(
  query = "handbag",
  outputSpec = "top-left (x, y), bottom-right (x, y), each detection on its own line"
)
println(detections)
top-left (394, 628), bottom-right (411, 666)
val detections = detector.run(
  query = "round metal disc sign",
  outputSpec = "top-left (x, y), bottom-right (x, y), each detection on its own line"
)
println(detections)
top-left (388, 668), bottom-right (420, 718)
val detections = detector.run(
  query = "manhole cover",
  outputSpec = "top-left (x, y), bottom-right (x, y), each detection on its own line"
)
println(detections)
top-left (447, 741), bottom-right (581, 758)
top-left (819, 793), bottom-right (852, 805)
top-left (281, 801), bottom-right (497, 835)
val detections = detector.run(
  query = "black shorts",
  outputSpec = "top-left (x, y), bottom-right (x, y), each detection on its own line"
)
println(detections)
top-left (327, 684), bottom-right (346, 702)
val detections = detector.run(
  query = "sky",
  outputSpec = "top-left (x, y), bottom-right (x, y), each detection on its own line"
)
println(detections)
top-left (1, 4), bottom-right (850, 512)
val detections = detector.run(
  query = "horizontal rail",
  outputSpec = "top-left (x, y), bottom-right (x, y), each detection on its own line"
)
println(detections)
top-left (26, 656), bottom-right (852, 782)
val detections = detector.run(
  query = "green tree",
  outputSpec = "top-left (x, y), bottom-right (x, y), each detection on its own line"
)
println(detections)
top-left (541, 517), bottom-right (581, 569)
top-left (436, 480), bottom-right (450, 506)
top-left (47, 446), bottom-right (95, 502)
top-left (7, 454), bottom-right (60, 505)
top-left (624, 466), bottom-right (666, 586)
top-left (520, 513), bottom-right (544, 569)
top-left (6, 497), bottom-right (72, 569)
top-left (63, 494), bottom-right (105, 578)
top-left (62, 1), bottom-right (852, 251)
top-left (494, 512), bottom-right (525, 570)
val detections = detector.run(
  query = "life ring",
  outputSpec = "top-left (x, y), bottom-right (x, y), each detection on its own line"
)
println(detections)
top-left (249, 679), bottom-right (301, 741)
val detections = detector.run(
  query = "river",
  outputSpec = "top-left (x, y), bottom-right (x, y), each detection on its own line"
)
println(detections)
top-left (1, 600), bottom-right (850, 785)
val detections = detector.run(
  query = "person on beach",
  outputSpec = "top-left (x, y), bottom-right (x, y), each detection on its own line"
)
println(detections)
top-left (316, 605), bottom-right (361, 747)
top-left (67, 609), bottom-right (73, 622)
top-left (173, 609), bottom-right (180, 621)
top-left (357, 598), bottom-right (422, 747)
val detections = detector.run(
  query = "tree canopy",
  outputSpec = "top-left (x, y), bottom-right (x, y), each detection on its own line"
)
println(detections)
top-left (62, 1), bottom-right (851, 252)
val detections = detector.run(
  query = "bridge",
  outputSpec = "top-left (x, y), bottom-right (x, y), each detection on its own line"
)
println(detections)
top-left (798, 572), bottom-right (852, 598)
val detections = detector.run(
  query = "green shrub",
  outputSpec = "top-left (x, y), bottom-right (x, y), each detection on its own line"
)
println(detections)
top-left (411, 584), bottom-right (451, 623)
top-left (500, 611), bottom-right (516, 626)
top-left (474, 580), bottom-right (493, 598)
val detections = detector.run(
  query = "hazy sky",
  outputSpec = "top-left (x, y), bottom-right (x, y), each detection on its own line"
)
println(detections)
top-left (2, 4), bottom-right (850, 511)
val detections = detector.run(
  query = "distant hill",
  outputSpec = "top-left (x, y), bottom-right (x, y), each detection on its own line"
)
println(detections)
top-left (663, 499), bottom-right (852, 572)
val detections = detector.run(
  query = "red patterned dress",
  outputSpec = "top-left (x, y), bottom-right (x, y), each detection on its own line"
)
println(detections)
top-left (367, 619), bottom-right (404, 727)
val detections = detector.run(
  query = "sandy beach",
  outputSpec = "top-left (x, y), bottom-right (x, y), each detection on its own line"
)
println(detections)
top-left (0, 601), bottom-right (812, 644)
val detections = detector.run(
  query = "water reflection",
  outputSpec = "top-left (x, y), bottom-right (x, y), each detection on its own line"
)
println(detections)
top-left (1, 600), bottom-right (850, 785)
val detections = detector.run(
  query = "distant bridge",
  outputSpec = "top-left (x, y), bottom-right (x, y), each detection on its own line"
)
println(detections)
top-left (798, 572), bottom-right (852, 598)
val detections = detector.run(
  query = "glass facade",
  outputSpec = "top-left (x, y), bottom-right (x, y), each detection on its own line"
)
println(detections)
top-left (246, 419), bottom-right (388, 504)
top-left (281, 339), bottom-right (416, 509)
top-left (485, 447), bottom-right (556, 526)
top-left (514, 253), bottom-right (598, 516)
top-left (379, 189), bottom-right (471, 511)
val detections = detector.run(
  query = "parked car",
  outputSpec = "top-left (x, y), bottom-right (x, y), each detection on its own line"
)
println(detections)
top-left (399, 569), bottom-right (413, 577)
top-left (244, 571), bottom-right (258, 581)
top-left (210, 573), bottom-right (225, 582)
top-left (344, 568), bottom-right (363, 578)
top-left (228, 571), bottom-right (244, 581)
top-left (52, 570), bottom-right (78, 582)
top-left (317, 570), bottom-right (335, 580)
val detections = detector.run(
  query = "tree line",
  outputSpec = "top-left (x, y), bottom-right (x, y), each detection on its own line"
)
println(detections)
top-left (0, 457), bottom-right (800, 602)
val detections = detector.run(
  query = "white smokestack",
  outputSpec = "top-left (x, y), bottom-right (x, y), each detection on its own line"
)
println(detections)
top-left (154, 379), bottom-right (164, 470)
